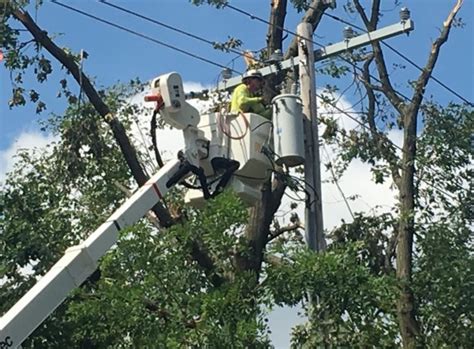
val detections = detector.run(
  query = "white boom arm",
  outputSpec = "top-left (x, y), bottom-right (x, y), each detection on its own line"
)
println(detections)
top-left (1, 70), bottom-right (278, 348)
top-left (0, 159), bottom-right (181, 348)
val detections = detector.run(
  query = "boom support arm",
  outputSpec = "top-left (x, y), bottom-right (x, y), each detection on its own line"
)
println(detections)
top-left (0, 160), bottom-right (181, 348)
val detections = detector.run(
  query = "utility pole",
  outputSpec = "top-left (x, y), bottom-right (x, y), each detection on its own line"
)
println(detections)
top-left (216, 18), bottom-right (414, 91)
top-left (297, 23), bottom-right (325, 252)
top-left (213, 15), bottom-right (414, 252)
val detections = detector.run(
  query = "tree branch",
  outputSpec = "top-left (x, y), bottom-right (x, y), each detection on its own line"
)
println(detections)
top-left (267, 222), bottom-right (303, 243)
top-left (266, 0), bottom-right (287, 57)
top-left (12, 8), bottom-right (174, 227)
top-left (284, 0), bottom-right (331, 59)
top-left (363, 56), bottom-right (377, 132)
top-left (189, 239), bottom-right (225, 287)
top-left (360, 54), bottom-right (402, 188)
top-left (410, 0), bottom-right (463, 112)
top-left (353, 0), bottom-right (405, 114)
top-left (369, 0), bottom-right (381, 29)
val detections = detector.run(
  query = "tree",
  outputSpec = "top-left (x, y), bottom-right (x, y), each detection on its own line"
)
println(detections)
top-left (1, 0), bottom-right (471, 347)
top-left (320, 1), bottom-right (467, 347)
top-left (0, 83), bottom-right (271, 347)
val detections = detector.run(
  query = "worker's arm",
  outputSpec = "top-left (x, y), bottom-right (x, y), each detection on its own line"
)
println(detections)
top-left (252, 103), bottom-right (272, 120)
top-left (230, 84), bottom-right (263, 113)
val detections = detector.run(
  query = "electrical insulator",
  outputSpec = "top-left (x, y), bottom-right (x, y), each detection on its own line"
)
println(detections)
top-left (322, 0), bottom-right (336, 9)
top-left (269, 49), bottom-right (283, 63)
top-left (221, 68), bottom-right (232, 80)
top-left (400, 7), bottom-right (410, 21)
top-left (343, 26), bottom-right (354, 40)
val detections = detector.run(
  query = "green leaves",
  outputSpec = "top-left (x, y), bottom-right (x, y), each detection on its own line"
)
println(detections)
top-left (189, 0), bottom-right (228, 9)
top-left (35, 56), bottom-right (52, 82)
top-left (212, 36), bottom-right (243, 52)
top-left (413, 102), bottom-right (474, 346)
top-left (9, 86), bottom-right (26, 107)
top-left (265, 244), bottom-right (398, 347)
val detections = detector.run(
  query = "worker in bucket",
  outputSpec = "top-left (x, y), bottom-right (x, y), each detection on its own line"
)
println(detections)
top-left (230, 69), bottom-right (272, 119)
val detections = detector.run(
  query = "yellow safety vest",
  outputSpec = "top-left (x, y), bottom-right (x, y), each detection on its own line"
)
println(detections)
top-left (230, 84), bottom-right (271, 119)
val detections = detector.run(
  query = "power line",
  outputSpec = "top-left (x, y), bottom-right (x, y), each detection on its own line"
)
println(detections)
top-left (98, 0), bottom-right (272, 70)
top-left (316, 92), bottom-right (466, 201)
top-left (50, 0), bottom-right (240, 74)
top-left (225, 3), bottom-right (304, 43)
top-left (322, 145), bottom-right (355, 219)
top-left (224, 3), bottom-right (466, 200)
top-left (320, 11), bottom-right (474, 107)
top-left (99, 0), bottom-right (216, 46)
top-left (223, 3), bottom-right (413, 102)
top-left (52, 1), bottom-right (465, 203)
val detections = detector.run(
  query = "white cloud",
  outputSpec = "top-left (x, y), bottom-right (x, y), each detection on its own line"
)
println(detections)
top-left (275, 93), bottom-right (403, 231)
top-left (182, 81), bottom-right (210, 93)
top-left (0, 131), bottom-right (58, 184)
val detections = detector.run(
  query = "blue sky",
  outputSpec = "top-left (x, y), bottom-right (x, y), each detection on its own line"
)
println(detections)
top-left (1, 0), bottom-right (473, 154)
top-left (1, 0), bottom-right (473, 346)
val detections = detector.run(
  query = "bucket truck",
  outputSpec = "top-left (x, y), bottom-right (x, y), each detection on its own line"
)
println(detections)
top-left (0, 72), bottom-right (305, 348)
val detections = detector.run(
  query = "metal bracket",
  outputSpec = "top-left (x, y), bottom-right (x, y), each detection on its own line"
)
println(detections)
top-left (216, 19), bottom-right (414, 91)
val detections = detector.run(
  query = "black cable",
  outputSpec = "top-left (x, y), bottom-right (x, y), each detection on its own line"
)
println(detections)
top-left (100, 0), bottom-right (216, 46)
top-left (99, 0), bottom-right (273, 71)
top-left (250, 120), bottom-right (273, 132)
top-left (383, 43), bottom-right (473, 107)
top-left (150, 109), bottom-right (164, 168)
top-left (317, 93), bottom-right (465, 201)
top-left (51, 0), bottom-right (235, 72)
top-left (287, 173), bottom-right (319, 204)
top-left (320, 12), bottom-right (474, 107)
top-left (224, 3), bottom-right (413, 102)
top-left (225, 3), bottom-right (304, 43)
top-left (225, 3), bottom-right (466, 200)
top-left (99, 0), bottom-right (252, 67)
top-left (284, 190), bottom-right (306, 203)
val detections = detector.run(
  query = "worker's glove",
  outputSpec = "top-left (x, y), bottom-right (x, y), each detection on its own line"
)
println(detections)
top-left (257, 96), bottom-right (269, 105)
top-left (260, 96), bottom-right (270, 107)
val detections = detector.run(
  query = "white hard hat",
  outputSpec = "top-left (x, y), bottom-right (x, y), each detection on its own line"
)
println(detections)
top-left (242, 69), bottom-right (263, 82)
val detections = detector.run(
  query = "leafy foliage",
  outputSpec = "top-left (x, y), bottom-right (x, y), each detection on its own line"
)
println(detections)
top-left (1, 84), bottom-right (136, 347)
top-left (189, 0), bottom-right (228, 9)
top-left (413, 102), bottom-right (473, 346)
top-left (1, 1), bottom-right (472, 348)
top-left (266, 242), bottom-right (398, 347)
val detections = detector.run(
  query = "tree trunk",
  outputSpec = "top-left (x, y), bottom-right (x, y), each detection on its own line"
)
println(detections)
top-left (396, 106), bottom-right (419, 348)
top-left (239, 0), bottom-right (333, 279)
top-left (235, 178), bottom-right (286, 275)
top-left (266, 0), bottom-right (287, 57)
top-left (263, 0), bottom-right (287, 103)
top-left (284, 0), bottom-right (331, 60)
top-left (353, 1), bottom-right (463, 345)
